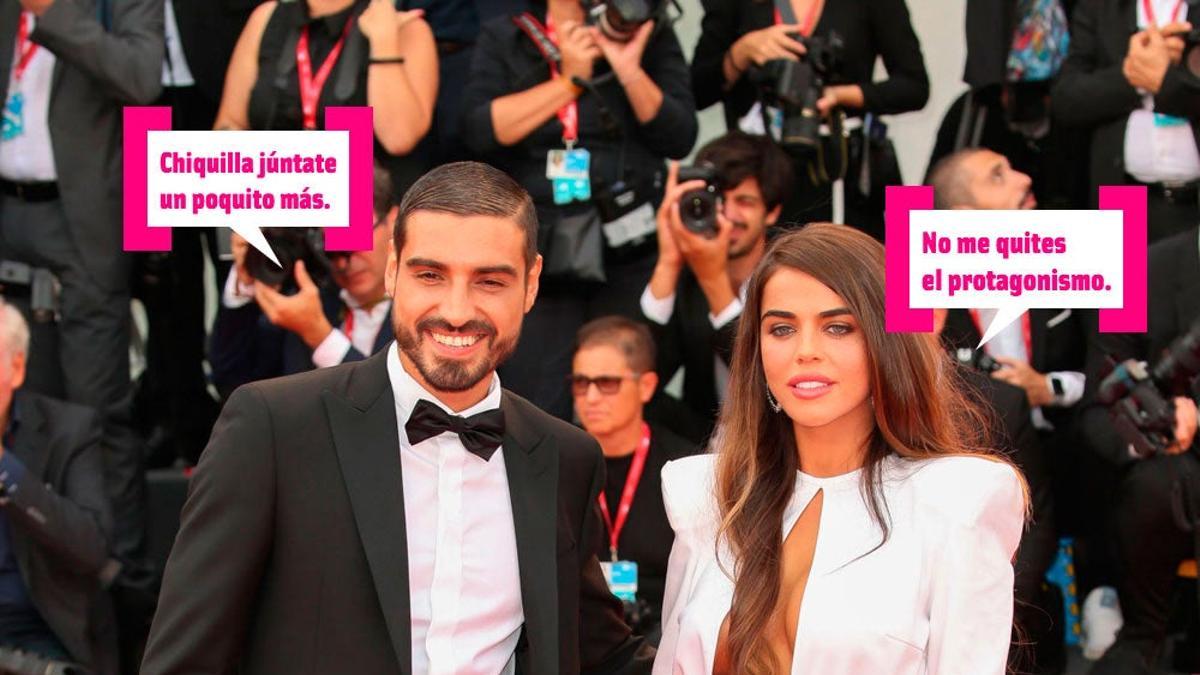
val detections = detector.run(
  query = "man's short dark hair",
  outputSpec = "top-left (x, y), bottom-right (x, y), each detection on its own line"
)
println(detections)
top-left (394, 162), bottom-right (538, 267)
top-left (927, 148), bottom-right (987, 209)
top-left (373, 163), bottom-right (394, 222)
top-left (574, 316), bottom-right (656, 374)
top-left (694, 131), bottom-right (794, 211)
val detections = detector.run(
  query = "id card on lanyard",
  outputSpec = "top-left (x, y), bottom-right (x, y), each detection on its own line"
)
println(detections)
top-left (295, 15), bottom-right (354, 130)
top-left (514, 13), bottom-right (592, 205)
top-left (3, 12), bottom-right (39, 142)
top-left (596, 422), bottom-right (651, 602)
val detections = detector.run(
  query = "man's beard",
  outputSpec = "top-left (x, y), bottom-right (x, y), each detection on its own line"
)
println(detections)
top-left (395, 316), bottom-right (519, 392)
top-left (727, 221), bottom-right (758, 260)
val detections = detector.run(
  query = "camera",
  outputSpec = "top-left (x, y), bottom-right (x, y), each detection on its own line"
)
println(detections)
top-left (1098, 316), bottom-right (1200, 458)
top-left (242, 228), bottom-right (333, 293)
top-left (1184, 28), bottom-right (1200, 78)
top-left (581, 0), bottom-right (672, 42)
top-left (0, 260), bottom-right (59, 323)
top-left (750, 32), bottom-right (845, 152)
top-left (953, 347), bottom-right (1003, 374)
top-left (675, 164), bottom-right (721, 238)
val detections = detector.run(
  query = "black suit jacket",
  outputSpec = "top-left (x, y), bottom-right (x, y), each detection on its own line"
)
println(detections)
top-left (209, 286), bottom-right (394, 400)
top-left (1080, 226), bottom-right (1200, 466)
top-left (642, 269), bottom-right (738, 442)
top-left (4, 391), bottom-right (116, 675)
top-left (141, 349), bottom-right (653, 675)
top-left (168, 0), bottom-right (261, 105)
top-left (1052, 0), bottom-right (1200, 200)
top-left (942, 307), bottom-right (1088, 428)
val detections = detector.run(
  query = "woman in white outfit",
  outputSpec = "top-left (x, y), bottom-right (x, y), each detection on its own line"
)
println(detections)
top-left (654, 223), bottom-right (1028, 675)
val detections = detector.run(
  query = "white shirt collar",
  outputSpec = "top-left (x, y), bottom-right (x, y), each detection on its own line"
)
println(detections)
top-left (340, 288), bottom-right (391, 317)
top-left (385, 342), bottom-right (503, 426)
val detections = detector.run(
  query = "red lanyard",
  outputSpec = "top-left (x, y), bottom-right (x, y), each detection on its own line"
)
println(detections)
top-left (597, 423), bottom-right (651, 562)
top-left (13, 12), bottom-right (39, 84)
top-left (1143, 0), bottom-right (1185, 26)
top-left (773, 0), bottom-right (823, 36)
top-left (296, 16), bottom-right (353, 130)
top-left (342, 307), bottom-right (354, 335)
top-left (968, 309), bottom-right (1032, 359)
top-left (536, 14), bottom-right (579, 146)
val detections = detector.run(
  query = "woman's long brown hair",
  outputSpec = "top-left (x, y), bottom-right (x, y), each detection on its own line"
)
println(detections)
top-left (714, 223), bottom-right (1021, 673)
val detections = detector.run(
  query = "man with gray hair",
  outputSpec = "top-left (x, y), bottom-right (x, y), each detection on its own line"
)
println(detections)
top-left (0, 300), bottom-right (117, 673)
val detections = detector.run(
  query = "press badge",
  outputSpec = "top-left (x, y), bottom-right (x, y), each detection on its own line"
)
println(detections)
top-left (548, 148), bottom-right (591, 204)
top-left (2, 91), bottom-right (25, 141)
top-left (600, 560), bottom-right (638, 602)
top-left (1154, 113), bottom-right (1188, 127)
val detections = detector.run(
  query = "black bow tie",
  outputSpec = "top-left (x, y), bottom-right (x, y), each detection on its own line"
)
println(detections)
top-left (404, 399), bottom-right (506, 461)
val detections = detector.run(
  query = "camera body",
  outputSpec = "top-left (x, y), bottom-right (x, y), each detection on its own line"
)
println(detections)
top-left (953, 347), bottom-right (1003, 375)
top-left (581, 0), bottom-right (669, 42)
top-left (1098, 317), bottom-right (1200, 458)
top-left (1184, 28), bottom-right (1200, 78)
top-left (751, 32), bottom-right (845, 152)
top-left (242, 228), bottom-right (332, 293)
top-left (675, 164), bottom-right (721, 238)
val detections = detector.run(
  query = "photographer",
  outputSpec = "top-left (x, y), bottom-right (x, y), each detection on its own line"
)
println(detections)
top-left (0, 301), bottom-right (117, 674)
top-left (690, 0), bottom-right (929, 241)
top-left (571, 316), bottom-right (698, 645)
top-left (1077, 224), bottom-right (1200, 674)
top-left (460, 0), bottom-right (697, 421)
top-left (1052, 0), bottom-right (1200, 243)
top-left (215, 0), bottom-right (438, 195)
top-left (208, 166), bottom-right (397, 400)
top-left (640, 131), bottom-right (791, 438)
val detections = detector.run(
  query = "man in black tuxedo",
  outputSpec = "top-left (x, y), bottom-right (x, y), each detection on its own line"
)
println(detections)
top-left (1077, 224), bottom-right (1200, 674)
top-left (640, 131), bottom-right (793, 442)
top-left (142, 161), bottom-right (653, 674)
top-left (209, 165), bottom-right (399, 401)
top-left (1052, 0), bottom-right (1200, 242)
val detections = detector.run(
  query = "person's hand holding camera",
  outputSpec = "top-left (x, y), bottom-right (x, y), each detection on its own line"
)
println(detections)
top-left (1124, 23), bottom-right (1173, 93)
top-left (358, 0), bottom-right (425, 57)
top-left (1163, 396), bottom-right (1198, 456)
top-left (729, 24), bottom-right (807, 71)
top-left (558, 20), bottom-right (603, 83)
top-left (254, 260), bottom-right (335, 350)
top-left (591, 21), bottom-right (655, 86)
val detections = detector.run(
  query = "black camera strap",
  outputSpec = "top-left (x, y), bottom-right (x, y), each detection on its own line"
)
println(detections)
top-left (773, 0), bottom-right (799, 26)
top-left (513, 13), bottom-right (562, 66)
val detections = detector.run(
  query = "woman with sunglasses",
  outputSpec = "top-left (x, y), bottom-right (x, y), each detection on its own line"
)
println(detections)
top-left (654, 223), bottom-right (1027, 674)
top-left (571, 315), bottom-right (700, 646)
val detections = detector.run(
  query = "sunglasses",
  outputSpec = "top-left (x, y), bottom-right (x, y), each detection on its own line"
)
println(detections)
top-left (568, 373), bottom-right (640, 396)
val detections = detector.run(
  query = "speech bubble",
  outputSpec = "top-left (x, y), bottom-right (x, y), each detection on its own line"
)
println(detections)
top-left (124, 106), bottom-right (376, 264)
top-left (885, 186), bottom-right (1147, 347)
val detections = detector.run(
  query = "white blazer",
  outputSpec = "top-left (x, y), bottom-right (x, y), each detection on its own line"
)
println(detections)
top-left (653, 453), bottom-right (1025, 675)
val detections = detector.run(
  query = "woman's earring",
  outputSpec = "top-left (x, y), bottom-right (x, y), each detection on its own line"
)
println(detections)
top-left (766, 389), bottom-right (782, 413)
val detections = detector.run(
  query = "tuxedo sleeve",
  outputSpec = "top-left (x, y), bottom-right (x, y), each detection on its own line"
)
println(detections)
top-left (141, 384), bottom-right (277, 674)
top-left (1051, 0), bottom-right (1141, 127)
top-left (578, 447), bottom-right (656, 674)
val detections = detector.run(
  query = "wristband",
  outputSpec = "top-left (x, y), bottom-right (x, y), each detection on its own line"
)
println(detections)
top-left (368, 57), bottom-right (406, 65)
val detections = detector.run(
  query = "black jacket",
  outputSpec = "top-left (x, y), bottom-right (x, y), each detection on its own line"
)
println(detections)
top-left (169, 0), bottom-right (261, 105)
top-left (1080, 226), bottom-right (1200, 466)
top-left (941, 307), bottom-right (1088, 429)
top-left (141, 350), bottom-right (653, 674)
top-left (641, 269), bottom-right (738, 440)
top-left (1052, 0), bottom-right (1200, 199)
top-left (209, 285), bottom-right (394, 400)
top-left (3, 391), bottom-right (116, 675)
top-left (690, 0), bottom-right (929, 128)
top-left (460, 1), bottom-right (698, 209)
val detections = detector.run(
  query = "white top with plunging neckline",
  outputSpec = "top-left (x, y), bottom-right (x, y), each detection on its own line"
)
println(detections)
top-left (653, 453), bottom-right (1024, 675)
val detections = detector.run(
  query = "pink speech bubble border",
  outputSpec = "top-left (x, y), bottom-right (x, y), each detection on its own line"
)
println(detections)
top-left (122, 105), bottom-right (374, 253)
top-left (884, 185), bottom-right (1147, 334)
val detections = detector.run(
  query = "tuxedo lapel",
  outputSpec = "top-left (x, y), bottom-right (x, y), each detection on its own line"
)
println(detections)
top-left (9, 393), bottom-right (50, 481)
top-left (0, 2), bottom-right (19, 100)
top-left (324, 352), bottom-right (412, 675)
top-left (500, 393), bottom-right (559, 675)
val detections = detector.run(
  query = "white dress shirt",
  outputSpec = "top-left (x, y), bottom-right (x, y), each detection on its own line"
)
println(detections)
top-left (161, 0), bottom-right (196, 87)
top-left (640, 279), bottom-right (749, 402)
top-left (1123, 0), bottom-right (1200, 184)
top-left (311, 289), bottom-right (391, 367)
top-left (386, 344), bottom-right (524, 675)
top-left (976, 308), bottom-right (1085, 430)
top-left (0, 12), bottom-right (57, 182)
top-left (654, 453), bottom-right (1024, 675)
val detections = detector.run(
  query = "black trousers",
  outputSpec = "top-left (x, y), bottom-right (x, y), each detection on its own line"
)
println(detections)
top-left (1090, 452), bottom-right (1200, 674)
top-left (779, 129), bottom-right (891, 242)
top-left (1144, 186), bottom-right (1199, 245)
top-left (499, 250), bottom-right (656, 422)
top-left (0, 196), bottom-right (145, 561)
